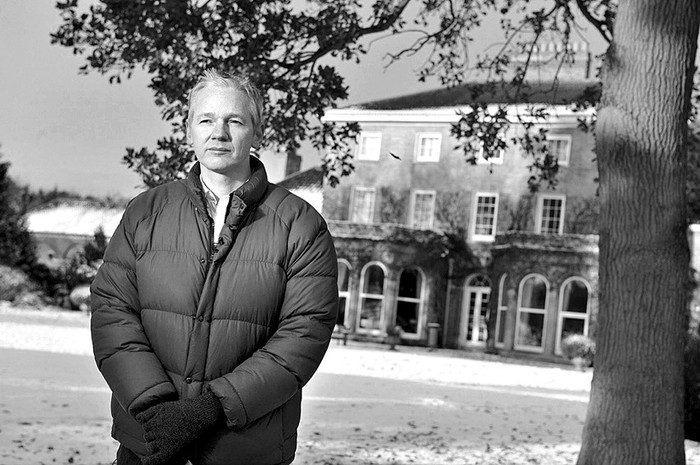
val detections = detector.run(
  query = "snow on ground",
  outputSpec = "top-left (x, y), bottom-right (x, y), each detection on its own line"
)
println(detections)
top-left (0, 311), bottom-right (92, 355)
top-left (0, 303), bottom-right (591, 394)
top-left (3, 303), bottom-right (700, 465)
top-left (320, 344), bottom-right (592, 395)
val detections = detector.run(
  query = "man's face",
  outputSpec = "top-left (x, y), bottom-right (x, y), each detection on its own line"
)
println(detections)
top-left (187, 85), bottom-right (262, 177)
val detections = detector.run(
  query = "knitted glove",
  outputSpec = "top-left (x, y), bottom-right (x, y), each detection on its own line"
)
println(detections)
top-left (135, 390), bottom-right (225, 465)
top-left (116, 444), bottom-right (188, 465)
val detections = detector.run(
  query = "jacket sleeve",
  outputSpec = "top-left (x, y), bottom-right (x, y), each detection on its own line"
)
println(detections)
top-left (90, 205), bottom-right (177, 417)
top-left (208, 208), bottom-right (338, 429)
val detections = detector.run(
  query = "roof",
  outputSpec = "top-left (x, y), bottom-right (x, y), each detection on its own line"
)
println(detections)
top-left (277, 166), bottom-right (323, 192)
top-left (349, 80), bottom-right (601, 111)
top-left (27, 199), bottom-right (125, 237)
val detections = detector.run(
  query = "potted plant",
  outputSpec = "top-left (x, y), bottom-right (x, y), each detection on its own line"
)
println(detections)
top-left (561, 334), bottom-right (596, 370)
top-left (385, 325), bottom-right (403, 350)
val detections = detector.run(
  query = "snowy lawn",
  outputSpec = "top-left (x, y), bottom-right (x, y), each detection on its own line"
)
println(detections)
top-left (2, 303), bottom-right (700, 464)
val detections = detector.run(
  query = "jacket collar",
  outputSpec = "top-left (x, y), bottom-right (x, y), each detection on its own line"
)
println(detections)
top-left (232, 155), bottom-right (268, 208)
top-left (186, 157), bottom-right (269, 224)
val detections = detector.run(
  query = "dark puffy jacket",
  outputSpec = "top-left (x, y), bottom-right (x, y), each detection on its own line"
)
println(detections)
top-left (90, 158), bottom-right (338, 465)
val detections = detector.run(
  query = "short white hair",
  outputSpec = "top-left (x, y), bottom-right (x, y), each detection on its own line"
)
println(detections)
top-left (187, 69), bottom-right (264, 130)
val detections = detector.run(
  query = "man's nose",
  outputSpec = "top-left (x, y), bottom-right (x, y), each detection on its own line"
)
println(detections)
top-left (211, 119), bottom-right (230, 140)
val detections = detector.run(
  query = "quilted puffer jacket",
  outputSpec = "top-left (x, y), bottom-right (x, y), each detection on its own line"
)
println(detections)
top-left (90, 157), bottom-right (338, 465)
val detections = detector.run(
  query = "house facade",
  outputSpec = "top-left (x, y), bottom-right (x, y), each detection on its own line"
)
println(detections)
top-left (322, 80), bottom-right (601, 360)
top-left (26, 200), bottom-right (125, 267)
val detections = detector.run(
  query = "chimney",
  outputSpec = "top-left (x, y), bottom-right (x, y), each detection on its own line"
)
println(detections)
top-left (285, 147), bottom-right (302, 178)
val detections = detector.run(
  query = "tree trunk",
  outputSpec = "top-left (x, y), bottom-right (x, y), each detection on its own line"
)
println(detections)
top-left (577, 1), bottom-right (699, 464)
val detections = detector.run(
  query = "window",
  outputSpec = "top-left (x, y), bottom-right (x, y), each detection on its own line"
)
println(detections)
top-left (515, 274), bottom-right (549, 352)
top-left (415, 133), bottom-right (442, 162)
top-left (495, 274), bottom-right (508, 348)
top-left (357, 132), bottom-right (382, 161)
top-left (476, 144), bottom-right (505, 165)
top-left (358, 262), bottom-right (386, 332)
top-left (410, 190), bottom-right (436, 229)
top-left (351, 187), bottom-right (376, 224)
top-left (472, 193), bottom-right (499, 241)
top-left (537, 195), bottom-right (566, 235)
top-left (556, 277), bottom-right (591, 354)
top-left (395, 268), bottom-right (424, 337)
top-left (546, 134), bottom-right (572, 166)
top-left (337, 260), bottom-right (352, 328)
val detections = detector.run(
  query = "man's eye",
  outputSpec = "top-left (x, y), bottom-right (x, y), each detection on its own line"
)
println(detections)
top-left (199, 119), bottom-right (212, 124)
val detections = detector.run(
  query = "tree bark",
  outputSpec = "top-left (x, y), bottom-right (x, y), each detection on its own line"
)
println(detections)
top-left (577, 1), bottom-right (699, 464)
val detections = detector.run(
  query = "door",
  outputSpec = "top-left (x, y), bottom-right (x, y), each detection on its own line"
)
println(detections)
top-left (459, 275), bottom-right (491, 347)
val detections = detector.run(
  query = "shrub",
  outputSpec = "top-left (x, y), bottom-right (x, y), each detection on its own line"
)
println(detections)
top-left (561, 334), bottom-right (596, 367)
top-left (28, 255), bottom-right (99, 308)
top-left (12, 291), bottom-right (46, 308)
top-left (52, 257), bottom-right (98, 304)
top-left (83, 227), bottom-right (107, 263)
top-left (0, 264), bottom-right (36, 301)
top-left (0, 157), bottom-right (37, 274)
top-left (69, 284), bottom-right (91, 312)
top-left (29, 228), bottom-right (105, 307)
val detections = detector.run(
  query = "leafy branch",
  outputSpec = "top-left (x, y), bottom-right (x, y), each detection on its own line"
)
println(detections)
top-left (51, 0), bottom-right (614, 188)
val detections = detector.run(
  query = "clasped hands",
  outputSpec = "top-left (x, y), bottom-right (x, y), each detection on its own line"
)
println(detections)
top-left (135, 390), bottom-right (224, 465)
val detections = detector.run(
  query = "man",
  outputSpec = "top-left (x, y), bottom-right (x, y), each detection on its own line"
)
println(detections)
top-left (90, 69), bottom-right (339, 465)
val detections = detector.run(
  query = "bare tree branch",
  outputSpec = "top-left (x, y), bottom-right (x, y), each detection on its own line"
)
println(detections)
top-left (574, 0), bottom-right (613, 43)
top-left (275, 0), bottom-right (412, 70)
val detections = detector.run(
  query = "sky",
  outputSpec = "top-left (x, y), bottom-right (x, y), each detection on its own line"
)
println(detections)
top-left (0, 2), bottom-right (602, 199)
top-left (0, 1), bottom-right (448, 199)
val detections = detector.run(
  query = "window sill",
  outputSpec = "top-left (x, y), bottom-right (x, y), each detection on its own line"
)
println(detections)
top-left (471, 235), bottom-right (496, 243)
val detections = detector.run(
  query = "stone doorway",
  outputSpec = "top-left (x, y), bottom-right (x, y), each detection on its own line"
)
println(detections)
top-left (459, 274), bottom-right (491, 347)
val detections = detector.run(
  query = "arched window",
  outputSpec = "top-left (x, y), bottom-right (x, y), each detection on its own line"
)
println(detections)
top-left (460, 274), bottom-right (491, 345)
top-left (395, 268), bottom-right (425, 337)
top-left (337, 260), bottom-right (352, 328)
top-left (495, 274), bottom-right (508, 347)
top-left (515, 274), bottom-right (549, 352)
top-left (556, 277), bottom-right (591, 354)
top-left (358, 262), bottom-right (386, 332)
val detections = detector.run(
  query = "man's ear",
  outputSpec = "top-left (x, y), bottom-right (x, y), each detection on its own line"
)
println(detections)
top-left (185, 122), bottom-right (192, 145)
top-left (252, 125), bottom-right (263, 149)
